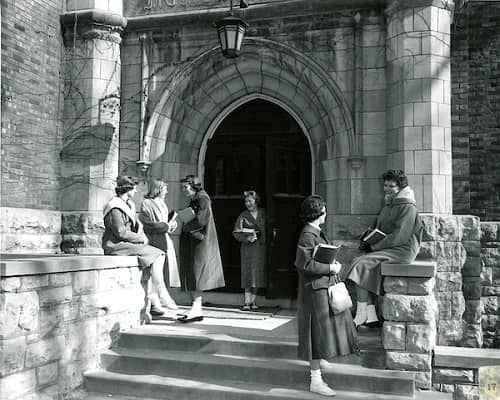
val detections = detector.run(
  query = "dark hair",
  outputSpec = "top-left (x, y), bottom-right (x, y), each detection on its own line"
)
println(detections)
top-left (180, 175), bottom-right (203, 192)
top-left (115, 175), bottom-right (138, 195)
top-left (299, 195), bottom-right (326, 223)
top-left (381, 169), bottom-right (408, 189)
top-left (243, 190), bottom-right (260, 205)
top-left (145, 178), bottom-right (167, 199)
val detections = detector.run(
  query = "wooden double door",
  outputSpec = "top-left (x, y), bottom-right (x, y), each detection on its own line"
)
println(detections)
top-left (204, 132), bottom-right (311, 298)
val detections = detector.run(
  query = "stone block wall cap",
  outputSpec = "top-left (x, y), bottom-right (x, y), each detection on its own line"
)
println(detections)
top-left (381, 261), bottom-right (437, 277)
top-left (386, 0), bottom-right (455, 14)
top-left (0, 254), bottom-right (139, 277)
top-left (434, 345), bottom-right (500, 369)
top-left (60, 10), bottom-right (128, 29)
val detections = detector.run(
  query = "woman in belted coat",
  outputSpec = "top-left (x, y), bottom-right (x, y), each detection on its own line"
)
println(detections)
top-left (178, 175), bottom-right (225, 323)
top-left (102, 175), bottom-right (173, 322)
top-left (295, 195), bottom-right (358, 397)
top-left (343, 169), bottom-right (424, 328)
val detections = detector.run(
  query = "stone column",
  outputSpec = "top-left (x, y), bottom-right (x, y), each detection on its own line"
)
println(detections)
top-left (59, 2), bottom-right (126, 253)
top-left (386, 0), bottom-right (453, 213)
top-left (382, 261), bottom-right (438, 389)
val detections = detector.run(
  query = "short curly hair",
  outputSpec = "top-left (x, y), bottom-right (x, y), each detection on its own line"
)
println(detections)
top-left (299, 195), bottom-right (326, 223)
top-left (180, 175), bottom-right (203, 192)
top-left (115, 175), bottom-right (138, 195)
top-left (381, 169), bottom-right (408, 189)
top-left (243, 190), bottom-right (260, 205)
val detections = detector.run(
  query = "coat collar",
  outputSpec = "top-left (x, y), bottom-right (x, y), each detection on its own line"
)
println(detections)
top-left (103, 197), bottom-right (136, 222)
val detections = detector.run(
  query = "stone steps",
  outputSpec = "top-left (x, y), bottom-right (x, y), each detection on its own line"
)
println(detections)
top-left (85, 370), bottom-right (449, 400)
top-left (96, 347), bottom-right (414, 396)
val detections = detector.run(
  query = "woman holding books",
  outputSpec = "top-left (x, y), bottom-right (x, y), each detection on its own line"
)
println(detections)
top-left (102, 175), bottom-right (176, 323)
top-left (295, 195), bottom-right (358, 397)
top-left (233, 190), bottom-right (266, 311)
top-left (344, 169), bottom-right (423, 328)
top-left (177, 175), bottom-right (225, 323)
top-left (139, 178), bottom-right (181, 313)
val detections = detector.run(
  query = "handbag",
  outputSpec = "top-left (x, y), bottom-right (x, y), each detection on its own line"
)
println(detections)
top-left (328, 281), bottom-right (353, 314)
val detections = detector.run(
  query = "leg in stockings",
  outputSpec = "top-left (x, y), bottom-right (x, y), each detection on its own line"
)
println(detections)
top-left (151, 255), bottom-right (178, 309)
top-left (353, 285), bottom-right (369, 327)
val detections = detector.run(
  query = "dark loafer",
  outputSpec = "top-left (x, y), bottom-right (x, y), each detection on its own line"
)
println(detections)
top-left (150, 306), bottom-right (165, 316)
top-left (177, 315), bottom-right (203, 323)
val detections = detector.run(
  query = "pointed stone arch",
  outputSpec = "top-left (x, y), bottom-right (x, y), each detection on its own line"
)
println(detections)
top-left (144, 38), bottom-right (356, 183)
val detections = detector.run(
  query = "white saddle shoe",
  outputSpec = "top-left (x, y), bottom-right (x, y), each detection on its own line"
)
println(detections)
top-left (310, 381), bottom-right (337, 397)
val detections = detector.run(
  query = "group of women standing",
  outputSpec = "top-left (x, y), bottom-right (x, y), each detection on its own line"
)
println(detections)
top-left (102, 169), bottom-right (423, 397)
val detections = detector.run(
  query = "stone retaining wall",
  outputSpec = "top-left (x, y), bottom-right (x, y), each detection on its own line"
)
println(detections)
top-left (480, 222), bottom-right (500, 348)
top-left (0, 256), bottom-right (143, 400)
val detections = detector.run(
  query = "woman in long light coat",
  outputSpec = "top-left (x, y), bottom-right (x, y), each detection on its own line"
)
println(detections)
top-left (295, 195), bottom-right (358, 397)
top-left (178, 175), bottom-right (225, 322)
top-left (343, 169), bottom-right (423, 328)
top-left (139, 178), bottom-right (181, 311)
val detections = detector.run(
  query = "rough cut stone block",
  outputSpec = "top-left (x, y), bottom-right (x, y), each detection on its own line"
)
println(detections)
top-left (436, 291), bottom-right (465, 320)
top-left (383, 294), bottom-right (438, 323)
top-left (39, 305), bottom-right (65, 338)
top-left (20, 275), bottom-right (49, 291)
top-left (383, 277), bottom-right (408, 294)
top-left (480, 267), bottom-right (492, 286)
top-left (58, 362), bottom-right (85, 394)
top-left (462, 257), bottom-right (481, 278)
top-left (421, 214), bottom-right (461, 242)
top-left (459, 216), bottom-right (481, 241)
top-left (436, 272), bottom-right (462, 292)
top-left (0, 336), bottom-right (26, 376)
top-left (463, 277), bottom-right (482, 300)
top-left (481, 296), bottom-right (498, 315)
top-left (406, 322), bottom-right (436, 353)
top-left (463, 300), bottom-right (482, 324)
top-left (437, 320), bottom-right (465, 346)
top-left (414, 371), bottom-right (432, 389)
top-left (481, 222), bottom-right (500, 243)
top-left (63, 320), bottom-right (97, 364)
top-left (382, 322), bottom-right (406, 350)
top-left (73, 270), bottom-right (98, 295)
top-left (0, 277), bottom-right (20, 293)
top-left (99, 268), bottom-right (130, 290)
top-left (0, 292), bottom-right (39, 338)
top-left (481, 248), bottom-right (500, 269)
top-left (434, 241), bottom-right (466, 272)
top-left (49, 272), bottom-right (73, 288)
top-left (39, 286), bottom-right (72, 307)
top-left (482, 286), bottom-right (500, 297)
top-left (407, 276), bottom-right (435, 295)
top-left (0, 369), bottom-right (37, 400)
top-left (433, 368), bottom-right (474, 384)
top-left (37, 361), bottom-right (58, 387)
top-left (463, 323), bottom-right (482, 348)
top-left (386, 351), bottom-right (432, 371)
top-left (454, 384), bottom-right (479, 400)
top-left (25, 335), bottom-right (65, 368)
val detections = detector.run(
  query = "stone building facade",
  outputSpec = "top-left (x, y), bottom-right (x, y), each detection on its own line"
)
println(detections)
top-left (0, 0), bottom-right (499, 350)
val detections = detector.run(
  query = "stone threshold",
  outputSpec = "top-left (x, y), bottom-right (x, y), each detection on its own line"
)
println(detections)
top-left (434, 345), bottom-right (500, 369)
top-left (0, 254), bottom-right (139, 277)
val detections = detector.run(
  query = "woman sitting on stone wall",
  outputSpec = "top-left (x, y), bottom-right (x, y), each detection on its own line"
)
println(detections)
top-left (102, 175), bottom-right (177, 323)
top-left (343, 169), bottom-right (424, 329)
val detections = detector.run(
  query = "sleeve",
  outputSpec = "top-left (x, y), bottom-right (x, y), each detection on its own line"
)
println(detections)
top-left (232, 213), bottom-right (247, 243)
top-left (105, 209), bottom-right (145, 244)
top-left (294, 232), bottom-right (331, 277)
top-left (371, 204), bottom-right (417, 251)
top-left (194, 196), bottom-right (210, 226)
top-left (139, 201), bottom-right (169, 234)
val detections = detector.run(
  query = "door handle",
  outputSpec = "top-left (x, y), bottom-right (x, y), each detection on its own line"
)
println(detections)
top-left (272, 227), bottom-right (277, 242)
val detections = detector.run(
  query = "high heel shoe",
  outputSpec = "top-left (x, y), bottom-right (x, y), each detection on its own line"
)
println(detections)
top-left (161, 300), bottom-right (179, 310)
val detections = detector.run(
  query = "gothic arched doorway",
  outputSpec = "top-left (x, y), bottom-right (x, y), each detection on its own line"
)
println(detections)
top-left (204, 99), bottom-right (312, 298)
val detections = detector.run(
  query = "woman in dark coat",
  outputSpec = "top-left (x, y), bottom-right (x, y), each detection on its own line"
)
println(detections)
top-left (233, 190), bottom-right (266, 310)
top-left (343, 169), bottom-right (424, 328)
top-left (295, 195), bottom-right (358, 397)
top-left (139, 178), bottom-right (181, 310)
top-left (102, 175), bottom-right (173, 322)
top-left (178, 175), bottom-right (225, 322)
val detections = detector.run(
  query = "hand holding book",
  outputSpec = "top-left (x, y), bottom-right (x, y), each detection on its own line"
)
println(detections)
top-left (312, 243), bottom-right (341, 264)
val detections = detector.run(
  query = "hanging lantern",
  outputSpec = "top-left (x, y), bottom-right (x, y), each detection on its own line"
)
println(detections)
top-left (215, 1), bottom-right (249, 58)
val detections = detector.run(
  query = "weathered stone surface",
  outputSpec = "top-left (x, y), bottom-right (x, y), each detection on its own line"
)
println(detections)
top-left (454, 384), bottom-right (479, 400)
top-left (63, 319), bottom-right (97, 364)
top-left (0, 292), bottom-right (39, 338)
top-left (73, 270), bottom-right (98, 295)
top-left (462, 241), bottom-right (481, 257)
top-left (482, 286), bottom-right (500, 296)
top-left (49, 273), bottom-right (73, 288)
top-left (462, 257), bottom-right (481, 277)
top-left (437, 320), bottom-right (465, 346)
top-left (382, 322), bottom-right (406, 350)
top-left (433, 368), bottom-right (474, 384)
top-left (436, 272), bottom-right (462, 292)
top-left (383, 277), bottom-right (408, 294)
top-left (408, 277), bottom-right (435, 295)
top-left (25, 335), bottom-right (65, 368)
top-left (1, 208), bottom-right (61, 235)
top-left (481, 296), bottom-right (498, 315)
top-left (481, 247), bottom-right (500, 269)
top-left (39, 286), bottom-right (72, 307)
top-left (97, 314), bottom-right (125, 351)
top-left (459, 216), bottom-right (480, 242)
top-left (21, 275), bottom-right (49, 291)
top-left (39, 305), bottom-right (66, 338)
top-left (383, 294), bottom-right (438, 322)
top-left (421, 215), bottom-right (461, 242)
top-left (481, 267), bottom-right (492, 286)
top-left (436, 292), bottom-right (465, 320)
top-left (37, 361), bottom-right (58, 387)
top-left (1, 234), bottom-right (62, 254)
top-left (99, 268), bottom-right (131, 290)
top-left (481, 222), bottom-right (500, 243)
top-left (435, 241), bottom-right (466, 272)
top-left (58, 362), bottom-right (85, 394)
top-left (0, 337), bottom-right (26, 376)
top-left (61, 212), bottom-right (104, 235)
top-left (414, 371), bottom-right (432, 389)
top-left (463, 277), bottom-right (482, 300)
top-left (463, 300), bottom-right (482, 323)
top-left (0, 277), bottom-right (20, 293)
top-left (386, 351), bottom-right (432, 371)
top-left (406, 322), bottom-right (436, 353)
top-left (0, 369), bottom-right (37, 400)
top-left (462, 323), bottom-right (482, 348)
